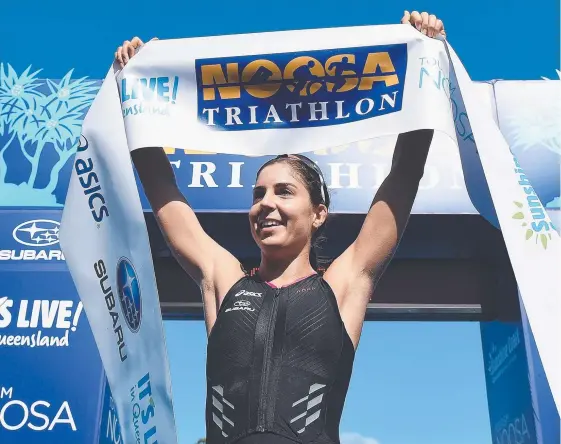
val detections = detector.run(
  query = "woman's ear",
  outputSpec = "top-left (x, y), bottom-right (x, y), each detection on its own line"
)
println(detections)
top-left (313, 204), bottom-right (328, 228)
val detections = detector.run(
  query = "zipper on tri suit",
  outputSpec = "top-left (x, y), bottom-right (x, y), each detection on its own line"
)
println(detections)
top-left (256, 287), bottom-right (281, 432)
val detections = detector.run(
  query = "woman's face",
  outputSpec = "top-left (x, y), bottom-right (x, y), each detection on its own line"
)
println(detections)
top-left (249, 162), bottom-right (326, 257)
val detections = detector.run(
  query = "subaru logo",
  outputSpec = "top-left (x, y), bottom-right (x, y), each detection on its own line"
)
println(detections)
top-left (116, 257), bottom-right (142, 333)
top-left (12, 220), bottom-right (60, 247)
top-left (234, 300), bottom-right (251, 307)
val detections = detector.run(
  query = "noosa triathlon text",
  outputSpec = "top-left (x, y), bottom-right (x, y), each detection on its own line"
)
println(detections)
top-left (195, 44), bottom-right (407, 130)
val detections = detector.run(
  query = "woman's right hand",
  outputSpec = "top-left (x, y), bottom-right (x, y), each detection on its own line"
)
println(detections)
top-left (115, 37), bottom-right (158, 69)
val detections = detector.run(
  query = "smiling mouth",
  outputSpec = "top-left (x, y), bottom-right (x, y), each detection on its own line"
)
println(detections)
top-left (258, 220), bottom-right (283, 229)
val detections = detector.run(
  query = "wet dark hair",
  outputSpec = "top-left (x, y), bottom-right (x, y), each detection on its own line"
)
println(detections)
top-left (256, 154), bottom-right (331, 270)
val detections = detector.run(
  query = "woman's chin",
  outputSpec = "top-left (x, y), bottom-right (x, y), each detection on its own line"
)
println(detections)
top-left (258, 233), bottom-right (287, 251)
top-left (259, 236), bottom-right (283, 247)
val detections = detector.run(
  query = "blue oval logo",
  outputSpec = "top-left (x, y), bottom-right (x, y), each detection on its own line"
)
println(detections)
top-left (116, 257), bottom-right (142, 333)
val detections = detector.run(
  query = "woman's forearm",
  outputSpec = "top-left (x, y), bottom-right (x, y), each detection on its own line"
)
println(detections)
top-left (131, 147), bottom-right (186, 209)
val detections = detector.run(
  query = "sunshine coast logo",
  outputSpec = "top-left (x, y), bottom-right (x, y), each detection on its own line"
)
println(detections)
top-left (512, 157), bottom-right (557, 249)
top-left (487, 328), bottom-right (521, 383)
top-left (195, 44), bottom-right (407, 130)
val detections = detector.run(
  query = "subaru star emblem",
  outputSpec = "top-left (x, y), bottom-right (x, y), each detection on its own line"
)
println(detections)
top-left (116, 257), bottom-right (142, 333)
top-left (12, 220), bottom-right (60, 247)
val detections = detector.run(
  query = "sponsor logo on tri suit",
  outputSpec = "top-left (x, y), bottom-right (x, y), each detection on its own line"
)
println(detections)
top-left (234, 290), bottom-right (262, 298)
top-left (225, 300), bottom-right (255, 313)
top-left (295, 285), bottom-right (315, 294)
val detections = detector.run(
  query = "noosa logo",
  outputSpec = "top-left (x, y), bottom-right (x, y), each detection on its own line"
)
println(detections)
top-left (195, 44), bottom-right (407, 130)
top-left (74, 135), bottom-right (109, 223)
top-left (0, 387), bottom-right (76, 432)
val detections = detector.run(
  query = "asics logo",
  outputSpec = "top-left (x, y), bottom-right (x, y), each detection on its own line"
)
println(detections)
top-left (235, 290), bottom-right (262, 298)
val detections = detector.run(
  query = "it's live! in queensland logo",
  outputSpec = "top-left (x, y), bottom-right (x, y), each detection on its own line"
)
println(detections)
top-left (121, 76), bottom-right (179, 118)
top-left (130, 372), bottom-right (158, 444)
top-left (195, 44), bottom-right (407, 130)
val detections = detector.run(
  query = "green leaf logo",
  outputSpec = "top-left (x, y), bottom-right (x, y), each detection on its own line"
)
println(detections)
top-left (511, 201), bottom-right (553, 250)
top-left (540, 234), bottom-right (548, 249)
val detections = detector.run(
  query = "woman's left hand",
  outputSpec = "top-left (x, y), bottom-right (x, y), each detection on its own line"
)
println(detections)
top-left (401, 10), bottom-right (446, 39)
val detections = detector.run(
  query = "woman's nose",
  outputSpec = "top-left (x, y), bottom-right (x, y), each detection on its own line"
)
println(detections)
top-left (259, 190), bottom-right (276, 209)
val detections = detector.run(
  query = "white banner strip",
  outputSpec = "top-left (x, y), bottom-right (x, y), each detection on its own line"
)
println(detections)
top-left (60, 67), bottom-right (178, 444)
top-left (445, 42), bottom-right (560, 411)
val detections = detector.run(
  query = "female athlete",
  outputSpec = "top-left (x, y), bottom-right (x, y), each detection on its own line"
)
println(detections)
top-left (116, 10), bottom-right (446, 444)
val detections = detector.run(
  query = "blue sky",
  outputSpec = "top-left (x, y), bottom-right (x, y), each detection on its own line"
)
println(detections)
top-left (1, 0), bottom-right (559, 81)
top-left (2, 1), bottom-right (559, 443)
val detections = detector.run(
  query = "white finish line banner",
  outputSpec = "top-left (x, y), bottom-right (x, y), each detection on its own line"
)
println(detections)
top-left (60, 24), bottom-right (560, 444)
top-left (120, 24), bottom-right (456, 154)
